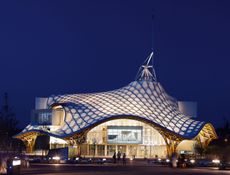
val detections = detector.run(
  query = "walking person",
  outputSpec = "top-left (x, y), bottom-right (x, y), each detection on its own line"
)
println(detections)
top-left (113, 152), bottom-right (116, 164)
top-left (122, 153), bottom-right (126, 165)
top-left (117, 151), bottom-right (121, 164)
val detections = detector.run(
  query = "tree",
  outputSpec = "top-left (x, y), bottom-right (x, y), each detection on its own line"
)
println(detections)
top-left (194, 143), bottom-right (206, 158)
top-left (204, 118), bottom-right (230, 160)
top-left (34, 135), bottom-right (50, 156)
top-left (0, 93), bottom-right (23, 152)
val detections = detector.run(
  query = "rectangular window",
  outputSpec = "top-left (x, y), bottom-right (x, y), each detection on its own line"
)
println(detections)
top-left (107, 126), bottom-right (143, 144)
top-left (89, 145), bottom-right (96, 156)
top-left (107, 145), bottom-right (116, 156)
top-left (97, 145), bottom-right (105, 156)
top-left (31, 109), bottom-right (52, 125)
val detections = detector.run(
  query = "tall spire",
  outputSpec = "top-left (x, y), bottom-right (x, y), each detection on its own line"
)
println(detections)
top-left (151, 11), bottom-right (155, 52)
top-left (135, 12), bottom-right (157, 81)
top-left (135, 51), bottom-right (157, 81)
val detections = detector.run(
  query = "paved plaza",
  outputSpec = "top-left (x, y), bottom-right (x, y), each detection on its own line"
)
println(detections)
top-left (21, 163), bottom-right (230, 175)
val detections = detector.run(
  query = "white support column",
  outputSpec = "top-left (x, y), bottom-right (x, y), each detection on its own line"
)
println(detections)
top-left (126, 145), bottom-right (129, 157)
top-left (104, 145), bottom-right (107, 156)
top-left (115, 145), bottom-right (118, 153)
top-left (95, 145), bottom-right (98, 156)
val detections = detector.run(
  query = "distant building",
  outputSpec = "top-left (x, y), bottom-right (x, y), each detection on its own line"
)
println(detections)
top-left (15, 52), bottom-right (217, 158)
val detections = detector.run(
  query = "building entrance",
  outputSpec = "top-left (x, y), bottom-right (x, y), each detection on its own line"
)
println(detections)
top-left (84, 119), bottom-right (167, 158)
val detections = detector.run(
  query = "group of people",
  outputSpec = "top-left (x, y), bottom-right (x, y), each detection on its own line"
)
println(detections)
top-left (112, 151), bottom-right (126, 165)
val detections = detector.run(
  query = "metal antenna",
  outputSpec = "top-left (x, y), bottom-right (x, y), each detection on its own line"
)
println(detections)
top-left (135, 51), bottom-right (157, 81)
top-left (151, 10), bottom-right (155, 52)
top-left (135, 11), bottom-right (157, 81)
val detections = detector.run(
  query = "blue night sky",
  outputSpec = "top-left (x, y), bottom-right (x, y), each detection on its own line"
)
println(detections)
top-left (0, 0), bottom-right (229, 128)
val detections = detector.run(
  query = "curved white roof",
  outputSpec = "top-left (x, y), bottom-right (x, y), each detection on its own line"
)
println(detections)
top-left (16, 52), bottom-right (216, 141)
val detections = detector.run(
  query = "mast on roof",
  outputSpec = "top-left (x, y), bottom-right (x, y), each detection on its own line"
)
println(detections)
top-left (136, 12), bottom-right (157, 81)
top-left (136, 51), bottom-right (157, 81)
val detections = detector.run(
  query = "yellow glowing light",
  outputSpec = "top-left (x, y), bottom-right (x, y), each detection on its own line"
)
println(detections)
top-left (52, 156), bottom-right (60, 160)
top-left (212, 159), bottom-right (220, 164)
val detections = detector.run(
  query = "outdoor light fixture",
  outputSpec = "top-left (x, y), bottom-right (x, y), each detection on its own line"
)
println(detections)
top-left (212, 159), bottom-right (220, 164)
top-left (52, 156), bottom-right (61, 160)
top-left (190, 159), bottom-right (195, 164)
top-left (12, 160), bottom-right (21, 166)
top-left (166, 159), bottom-right (170, 163)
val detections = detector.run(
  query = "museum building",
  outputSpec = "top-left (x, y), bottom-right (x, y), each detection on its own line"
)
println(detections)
top-left (15, 52), bottom-right (217, 158)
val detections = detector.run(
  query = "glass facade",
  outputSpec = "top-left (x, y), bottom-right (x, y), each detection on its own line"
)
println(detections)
top-left (107, 145), bottom-right (116, 156)
top-left (84, 119), bottom-right (167, 158)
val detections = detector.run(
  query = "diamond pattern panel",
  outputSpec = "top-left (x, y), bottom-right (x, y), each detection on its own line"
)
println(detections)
top-left (25, 80), bottom-right (206, 139)
top-left (19, 80), bottom-right (211, 139)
